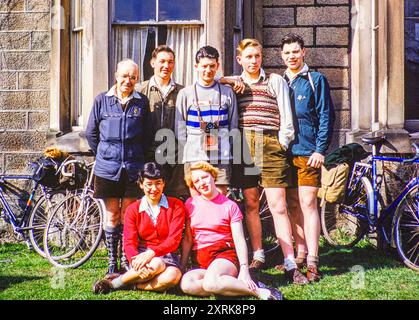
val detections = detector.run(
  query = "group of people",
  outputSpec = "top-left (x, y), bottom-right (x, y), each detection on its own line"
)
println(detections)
top-left (86, 33), bottom-right (335, 299)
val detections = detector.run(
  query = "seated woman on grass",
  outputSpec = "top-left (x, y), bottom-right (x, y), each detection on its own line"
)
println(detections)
top-left (93, 162), bottom-right (185, 294)
top-left (179, 161), bottom-right (282, 300)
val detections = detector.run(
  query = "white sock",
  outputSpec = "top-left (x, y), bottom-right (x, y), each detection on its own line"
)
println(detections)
top-left (283, 257), bottom-right (298, 271)
top-left (253, 249), bottom-right (265, 263)
top-left (111, 277), bottom-right (124, 289)
top-left (257, 288), bottom-right (271, 300)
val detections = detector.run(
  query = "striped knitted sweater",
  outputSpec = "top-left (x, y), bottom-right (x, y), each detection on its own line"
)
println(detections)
top-left (237, 75), bottom-right (280, 131)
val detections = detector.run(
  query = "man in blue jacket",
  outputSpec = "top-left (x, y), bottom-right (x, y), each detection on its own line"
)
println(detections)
top-left (86, 58), bottom-right (152, 278)
top-left (280, 33), bottom-right (335, 282)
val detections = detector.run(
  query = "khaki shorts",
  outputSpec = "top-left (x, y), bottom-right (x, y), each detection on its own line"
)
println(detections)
top-left (184, 161), bottom-right (231, 186)
top-left (289, 156), bottom-right (321, 188)
top-left (232, 130), bottom-right (290, 188)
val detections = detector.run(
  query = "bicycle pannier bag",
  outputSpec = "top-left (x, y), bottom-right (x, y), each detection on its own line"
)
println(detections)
top-left (317, 162), bottom-right (350, 206)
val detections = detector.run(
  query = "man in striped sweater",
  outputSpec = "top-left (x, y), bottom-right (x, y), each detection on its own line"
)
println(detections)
top-left (175, 46), bottom-right (239, 196)
top-left (230, 39), bottom-right (308, 285)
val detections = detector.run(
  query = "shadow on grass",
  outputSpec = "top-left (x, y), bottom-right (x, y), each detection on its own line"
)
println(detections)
top-left (0, 275), bottom-right (46, 292)
top-left (318, 244), bottom-right (404, 277)
top-left (244, 243), bottom-right (406, 291)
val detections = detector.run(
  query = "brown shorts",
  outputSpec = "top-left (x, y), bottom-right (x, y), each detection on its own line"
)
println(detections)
top-left (184, 161), bottom-right (231, 186)
top-left (231, 130), bottom-right (290, 188)
top-left (289, 156), bottom-right (321, 188)
top-left (192, 241), bottom-right (239, 270)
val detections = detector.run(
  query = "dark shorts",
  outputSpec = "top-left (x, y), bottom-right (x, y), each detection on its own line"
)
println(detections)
top-left (289, 156), bottom-right (321, 188)
top-left (192, 240), bottom-right (239, 270)
top-left (136, 246), bottom-right (181, 269)
top-left (93, 169), bottom-right (141, 199)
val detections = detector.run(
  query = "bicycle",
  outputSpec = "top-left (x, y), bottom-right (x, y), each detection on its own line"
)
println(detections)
top-left (227, 186), bottom-right (281, 261)
top-left (0, 151), bottom-right (89, 257)
top-left (43, 159), bottom-right (105, 269)
top-left (320, 132), bottom-right (418, 271)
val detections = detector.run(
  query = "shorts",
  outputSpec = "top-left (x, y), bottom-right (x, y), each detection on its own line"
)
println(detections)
top-left (135, 246), bottom-right (181, 269)
top-left (192, 240), bottom-right (239, 270)
top-left (93, 169), bottom-right (141, 199)
top-left (289, 156), bottom-right (321, 188)
top-left (231, 130), bottom-right (290, 188)
top-left (184, 161), bottom-right (231, 186)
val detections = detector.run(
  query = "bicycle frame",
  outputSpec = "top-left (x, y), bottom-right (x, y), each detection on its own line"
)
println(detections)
top-left (370, 155), bottom-right (416, 215)
top-left (0, 175), bottom-right (39, 233)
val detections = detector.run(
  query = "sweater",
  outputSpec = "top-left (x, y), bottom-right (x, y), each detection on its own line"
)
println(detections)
top-left (123, 197), bottom-right (186, 263)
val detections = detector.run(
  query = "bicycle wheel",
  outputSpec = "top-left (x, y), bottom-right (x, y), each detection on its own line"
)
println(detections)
top-left (28, 190), bottom-right (69, 257)
top-left (321, 178), bottom-right (369, 247)
top-left (394, 184), bottom-right (418, 271)
top-left (43, 192), bottom-right (104, 268)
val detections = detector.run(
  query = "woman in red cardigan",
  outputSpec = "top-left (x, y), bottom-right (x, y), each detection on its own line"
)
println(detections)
top-left (93, 162), bottom-right (185, 294)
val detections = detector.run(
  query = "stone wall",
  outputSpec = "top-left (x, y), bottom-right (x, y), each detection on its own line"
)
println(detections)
top-left (262, 0), bottom-right (351, 152)
top-left (0, 0), bottom-right (50, 175)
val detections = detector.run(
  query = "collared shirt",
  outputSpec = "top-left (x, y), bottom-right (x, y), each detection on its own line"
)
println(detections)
top-left (148, 76), bottom-right (176, 99)
top-left (284, 63), bottom-right (310, 82)
top-left (138, 194), bottom-right (169, 225)
top-left (239, 68), bottom-right (295, 149)
top-left (105, 85), bottom-right (142, 104)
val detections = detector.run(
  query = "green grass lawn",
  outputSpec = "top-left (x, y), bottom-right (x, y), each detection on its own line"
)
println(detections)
top-left (0, 239), bottom-right (418, 300)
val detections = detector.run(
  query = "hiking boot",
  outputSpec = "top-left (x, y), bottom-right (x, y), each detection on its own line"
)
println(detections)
top-left (92, 279), bottom-right (113, 294)
top-left (306, 265), bottom-right (322, 282)
top-left (284, 268), bottom-right (309, 285)
top-left (249, 259), bottom-right (265, 270)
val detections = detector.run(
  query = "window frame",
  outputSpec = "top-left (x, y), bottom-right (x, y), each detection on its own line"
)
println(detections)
top-left (111, 0), bottom-right (205, 25)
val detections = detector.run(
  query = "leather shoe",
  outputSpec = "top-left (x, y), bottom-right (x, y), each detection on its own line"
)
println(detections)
top-left (307, 265), bottom-right (322, 282)
top-left (92, 279), bottom-right (113, 294)
top-left (249, 259), bottom-right (265, 270)
top-left (284, 268), bottom-right (309, 285)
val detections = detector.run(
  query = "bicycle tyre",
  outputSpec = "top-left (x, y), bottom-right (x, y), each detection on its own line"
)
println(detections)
top-left (321, 178), bottom-right (369, 247)
top-left (43, 192), bottom-right (104, 268)
top-left (28, 190), bottom-right (69, 257)
top-left (394, 184), bottom-right (418, 271)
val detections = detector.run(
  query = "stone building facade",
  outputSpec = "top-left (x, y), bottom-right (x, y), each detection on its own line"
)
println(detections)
top-left (0, 0), bottom-right (51, 174)
top-left (0, 0), bottom-right (417, 175)
top-left (260, 0), bottom-right (351, 151)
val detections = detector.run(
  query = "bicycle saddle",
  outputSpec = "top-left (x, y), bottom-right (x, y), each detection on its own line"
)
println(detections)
top-left (361, 132), bottom-right (386, 145)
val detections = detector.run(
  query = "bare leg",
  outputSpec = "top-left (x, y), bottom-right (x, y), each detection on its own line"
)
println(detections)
top-left (136, 266), bottom-right (182, 292)
top-left (201, 259), bottom-right (257, 297)
top-left (298, 186), bottom-right (320, 260)
top-left (120, 197), bottom-right (137, 224)
top-left (264, 188), bottom-right (294, 258)
top-left (104, 198), bottom-right (122, 228)
top-left (243, 187), bottom-right (263, 252)
top-left (287, 189), bottom-right (307, 256)
top-left (180, 269), bottom-right (210, 296)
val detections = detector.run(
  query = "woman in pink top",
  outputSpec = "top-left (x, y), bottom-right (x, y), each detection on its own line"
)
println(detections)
top-left (180, 161), bottom-right (282, 300)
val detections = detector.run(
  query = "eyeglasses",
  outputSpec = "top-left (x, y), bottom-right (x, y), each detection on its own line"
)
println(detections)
top-left (143, 181), bottom-right (165, 190)
top-left (117, 74), bottom-right (138, 81)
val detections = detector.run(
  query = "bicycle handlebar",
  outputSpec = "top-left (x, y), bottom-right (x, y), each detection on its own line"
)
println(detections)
top-left (403, 143), bottom-right (419, 164)
top-left (60, 159), bottom-right (84, 177)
